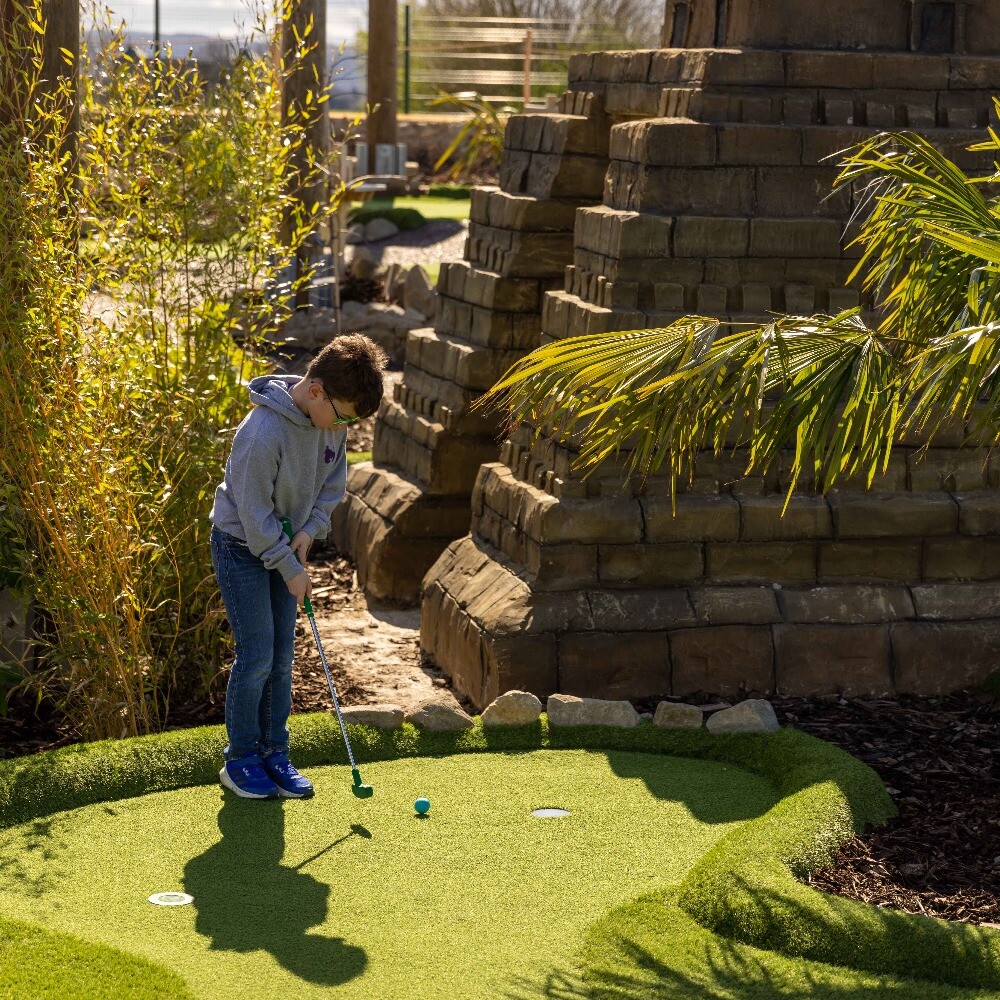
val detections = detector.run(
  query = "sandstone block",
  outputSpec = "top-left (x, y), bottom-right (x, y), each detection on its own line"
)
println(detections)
top-left (779, 585), bottom-right (914, 623)
top-left (911, 583), bottom-right (1000, 621)
top-left (717, 125), bottom-right (801, 166)
top-left (774, 624), bottom-right (893, 696)
top-left (405, 699), bottom-right (475, 731)
top-left (525, 541), bottom-right (599, 590)
top-left (891, 622), bottom-right (1000, 695)
top-left (599, 543), bottom-right (704, 586)
top-left (341, 705), bottom-right (405, 728)
top-left (705, 699), bottom-right (779, 734)
top-left (641, 495), bottom-right (740, 542)
top-left (403, 265), bottom-right (437, 316)
top-left (674, 217), bottom-right (749, 258)
top-left (689, 587), bottom-right (782, 625)
top-left (954, 492), bottom-right (1000, 535)
top-left (829, 493), bottom-right (958, 538)
top-left (818, 541), bottom-right (922, 583)
top-left (481, 690), bottom-right (543, 726)
top-left (739, 495), bottom-right (832, 541)
top-left (707, 542), bottom-right (817, 584)
top-left (669, 625), bottom-right (774, 697)
top-left (923, 538), bottom-right (1000, 581)
top-left (653, 701), bottom-right (703, 729)
top-left (614, 119), bottom-right (717, 166)
top-left (749, 218), bottom-right (843, 258)
top-left (586, 589), bottom-right (696, 631)
top-left (741, 283), bottom-right (772, 312)
top-left (546, 693), bottom-right (640, 727)
top-left (559, 631), bottom-right (670, 700)
top-left (697, 284), bottom-right (728, 314)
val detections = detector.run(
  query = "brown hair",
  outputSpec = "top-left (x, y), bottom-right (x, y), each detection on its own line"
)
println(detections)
top-left (306, 334), bottom-right (388, 418)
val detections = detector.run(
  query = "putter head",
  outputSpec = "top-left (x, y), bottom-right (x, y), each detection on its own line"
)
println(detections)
top-left (351, 767), bottom-right (373, 799)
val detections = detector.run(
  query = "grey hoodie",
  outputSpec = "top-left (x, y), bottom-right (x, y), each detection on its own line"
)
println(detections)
top-left (209, 374), bottom-right (348, 582)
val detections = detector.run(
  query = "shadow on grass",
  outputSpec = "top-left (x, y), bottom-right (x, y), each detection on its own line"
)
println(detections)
top-left (183, 795), bottom-right (367, 987)
top-left (506, 881), bottom-right (1000, 1000)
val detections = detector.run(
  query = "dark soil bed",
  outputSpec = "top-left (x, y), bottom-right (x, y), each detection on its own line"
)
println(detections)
top-left (772, 692), bottom-right (1000, 927)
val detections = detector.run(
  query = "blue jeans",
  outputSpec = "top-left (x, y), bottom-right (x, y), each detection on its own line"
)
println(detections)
top-left (211, 526), bottom-right (298, 762)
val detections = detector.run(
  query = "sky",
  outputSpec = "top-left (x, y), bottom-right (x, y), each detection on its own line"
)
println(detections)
top-left (99, 0), bottom-right (366, 45)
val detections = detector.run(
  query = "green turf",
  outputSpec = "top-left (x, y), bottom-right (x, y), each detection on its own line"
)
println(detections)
top-left (3, 717), bottom-right (999, 999)
top-left (346, 451), bottom-right (371, 465)
top-left (0, 750), bottom-right (772, 999)
top-left (347, 196), bottom-right (471, 231)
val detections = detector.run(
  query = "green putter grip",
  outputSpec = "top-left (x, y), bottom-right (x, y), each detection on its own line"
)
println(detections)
top-left (281, 517), bottom-right (314, 616)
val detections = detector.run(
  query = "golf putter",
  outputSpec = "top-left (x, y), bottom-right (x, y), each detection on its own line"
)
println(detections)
top-left (282, 519), bottom-right (373, 799)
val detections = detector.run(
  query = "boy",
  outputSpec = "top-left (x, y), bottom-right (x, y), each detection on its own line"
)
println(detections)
top-left (209, 333), bottom-right (387, 799)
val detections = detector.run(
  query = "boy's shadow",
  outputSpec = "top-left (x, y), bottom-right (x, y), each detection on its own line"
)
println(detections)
top-left (183, 795), bottom-right (367, 986)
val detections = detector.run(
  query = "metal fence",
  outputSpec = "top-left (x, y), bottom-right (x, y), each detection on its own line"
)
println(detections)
top-left (97, 0), bottom-right (644, 110)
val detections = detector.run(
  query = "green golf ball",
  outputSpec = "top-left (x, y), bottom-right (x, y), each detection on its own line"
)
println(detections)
top-left (414, 797), bottom-right (430, 815)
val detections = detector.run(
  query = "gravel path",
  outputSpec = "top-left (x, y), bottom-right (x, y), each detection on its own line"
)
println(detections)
top-left (345, 219), bottom-right (468, 272)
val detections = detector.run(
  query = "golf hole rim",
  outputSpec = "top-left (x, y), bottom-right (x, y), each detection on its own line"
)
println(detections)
top-left (147, 891), bottom-right (194, 907)
top-left (531, 807), bottom-right (571, 818)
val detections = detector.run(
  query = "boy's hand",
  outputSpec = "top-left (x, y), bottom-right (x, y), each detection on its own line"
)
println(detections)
top-left (286, 569), bottom-right (312, 606)
top-left (290, 530), bottom-right (312, 565)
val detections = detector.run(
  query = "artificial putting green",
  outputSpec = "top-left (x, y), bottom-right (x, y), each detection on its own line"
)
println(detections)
top-left (4, 718), bottom-right (1000, 999)
top-left (0, 749), bottom-right (772, 999)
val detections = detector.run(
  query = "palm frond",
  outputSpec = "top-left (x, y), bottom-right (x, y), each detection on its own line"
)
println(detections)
top-left (835, 131), bottom-right (1000, 341)
top-left (480, 313), bottom-right (905, 500)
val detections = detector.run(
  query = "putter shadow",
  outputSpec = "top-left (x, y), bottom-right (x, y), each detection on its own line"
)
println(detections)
top-left (183, 796), bottom-right (367, 987)
top-left (294, 824), bottom-right (372, 869)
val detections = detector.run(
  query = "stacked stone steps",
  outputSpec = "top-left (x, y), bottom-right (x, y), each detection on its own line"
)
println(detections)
top-left (568, 48), bottom-right (1000, 137)
top-left (423, 529), bottom-right (1000, 707)
top-left (330, 95), bottom-right (615, 601)
top-left (420, 447), bottom-right (1000, 707)
top-left (539, 107), bottom-right (996, 333)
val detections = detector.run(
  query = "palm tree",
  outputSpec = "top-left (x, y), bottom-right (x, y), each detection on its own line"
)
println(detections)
top-left (478, 110), bottom-right (1000, 502)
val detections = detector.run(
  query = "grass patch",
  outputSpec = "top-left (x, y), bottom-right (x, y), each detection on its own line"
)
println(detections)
top-left (426, 184), bottom-right (472, 199)
top-left (348, 196), bottom-right (471, 232)
top-left (0, 748), bottom-right (770, 998)
top-left (346, 451), bottom-right (371, 465)
top-left (2, 717), bottom-right (998, 998)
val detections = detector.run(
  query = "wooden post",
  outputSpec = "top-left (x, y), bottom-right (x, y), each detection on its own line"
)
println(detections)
top-left (281, 0), bottom-right (330, 309)
top-left (367, 0), bottom-right (398, 151)
top-left (41, 0), bottom-right (80, 188)
top-left (522, 27), bottom-right (532, 107)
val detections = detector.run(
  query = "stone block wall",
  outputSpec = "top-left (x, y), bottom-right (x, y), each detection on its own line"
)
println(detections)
top-left (422, 444), bottom-right (1000, 708)
top-left (330, 93), bottom-right (613, 601)
top-left (418, 43), bottom-right (1000, 704)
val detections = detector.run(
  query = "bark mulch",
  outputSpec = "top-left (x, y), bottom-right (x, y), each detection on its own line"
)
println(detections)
top-left (772, 692), bottom-right (1000, 927)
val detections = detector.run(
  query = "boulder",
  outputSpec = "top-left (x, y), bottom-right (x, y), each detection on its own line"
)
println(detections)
top-left (350, 246), bottom-right (377, 281)
top-left (652, 701), bottom-right (704, 729)
top-left (546, 694), bottom-right (640, 728)
top-left (344, 223), bottom-right (364, 245)
top-left (340, 704), bottom-right (405, 728)
top-left (481, 690), bottom-right (542, 727)
top-left (405, 699), bottom-right (474, 731)
top-left (706, 699), bottom-right (780, 735)
top-left (403, 264), bottom-right (437, 316)
top-left (364, 217), bottom-right (399, 242)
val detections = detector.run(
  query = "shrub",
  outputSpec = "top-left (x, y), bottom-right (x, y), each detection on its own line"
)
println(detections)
top-left (0, 0), bottom-right (338, 738)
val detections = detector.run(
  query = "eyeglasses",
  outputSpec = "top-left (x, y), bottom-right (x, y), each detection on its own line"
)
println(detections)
top-left (315, 381), bottom-right (361, 425)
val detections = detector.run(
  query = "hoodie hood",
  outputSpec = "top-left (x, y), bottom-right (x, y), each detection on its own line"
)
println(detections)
top-left (247, 374), bottom-right (314, 428)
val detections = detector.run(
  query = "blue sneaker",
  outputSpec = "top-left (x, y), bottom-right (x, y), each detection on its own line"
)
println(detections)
top-left (219, 754), bottom-right (281, 799)
top-left (262, 751), bottom-right (315, 799)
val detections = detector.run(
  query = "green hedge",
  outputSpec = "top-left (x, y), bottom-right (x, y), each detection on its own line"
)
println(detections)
top-left (2, 715), bottom-right (998, 995)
